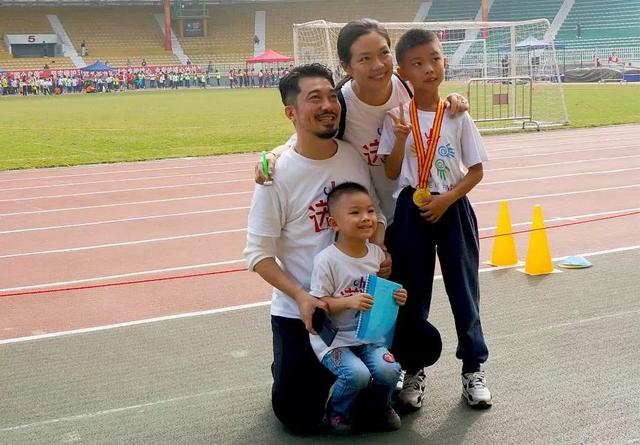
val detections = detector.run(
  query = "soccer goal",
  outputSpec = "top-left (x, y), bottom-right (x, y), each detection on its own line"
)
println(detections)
top-left (293, 19), bottom-right (569, 131)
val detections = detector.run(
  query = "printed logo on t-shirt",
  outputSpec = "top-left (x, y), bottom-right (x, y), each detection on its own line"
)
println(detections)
top-left (362, 138), bottom-right (382, 166)
top-left (434, 159), bottom-right (451, 181)
top-left (339, 276), bottom-right (366, 297)
top-left (438, 143), bottom-right (455, 158)
top-left (307, 180), bottom-right (336, 233)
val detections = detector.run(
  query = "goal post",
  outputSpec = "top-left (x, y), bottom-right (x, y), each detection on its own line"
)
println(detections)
top-left (293, 19), bottom-right (569, 131)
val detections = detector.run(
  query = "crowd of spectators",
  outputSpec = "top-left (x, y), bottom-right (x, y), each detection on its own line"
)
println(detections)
top-left (0, 63), bottom-right (343, 96)
top-left (0, 68), bottom-right (229, 96)
top-left (227, 66), bottom-right (292, 88)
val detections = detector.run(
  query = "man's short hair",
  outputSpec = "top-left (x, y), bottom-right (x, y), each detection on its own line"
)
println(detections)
top-left (327, 182), bottom-right (370, 214)
top-left (278, 63), bottom-right (335, 106)
top-left (395, 29), bottom-right (440, 64)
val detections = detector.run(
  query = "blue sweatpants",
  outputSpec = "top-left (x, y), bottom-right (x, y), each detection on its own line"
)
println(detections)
top-left (388, 186), bottom-right (488, 373)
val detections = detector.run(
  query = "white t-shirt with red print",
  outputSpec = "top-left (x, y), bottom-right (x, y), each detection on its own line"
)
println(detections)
top-left (246, 140), bottom-right (384, 320)
top-left (341, 75), bottom-right (412, 222)
top-left (379, 108), bottom-right (488, 195)
top-left (284, 75), bottom-right (412, 223)
top-left (308, 243), bottom-right (385, 360)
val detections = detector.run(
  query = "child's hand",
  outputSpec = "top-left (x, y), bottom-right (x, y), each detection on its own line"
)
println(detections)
top-left (349, 293), bottom-right (374, 311)
top-left (419, 193), bottom-right (455, 223)
top-left (386, 103), bottom-right (411, 142)
top-left (393, 288), bottom-right (407, 306)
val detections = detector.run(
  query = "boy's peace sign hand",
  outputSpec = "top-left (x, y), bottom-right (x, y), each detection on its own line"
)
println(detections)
top-left (386, 103), bottom-right (411, 142)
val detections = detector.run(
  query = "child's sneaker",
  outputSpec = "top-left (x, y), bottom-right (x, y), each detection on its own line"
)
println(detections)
top-left (461, 371), bottom-right (493, 408)
top-left (397, 368), bottom-right (427, 410)
top-left (328, 414), bottom-right (353, 434)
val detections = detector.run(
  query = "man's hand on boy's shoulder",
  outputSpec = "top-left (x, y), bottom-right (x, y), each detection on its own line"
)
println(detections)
top-left (444, 93), bottom-right (469, 117)
top-left (419, 193), bottom-right (455, 223)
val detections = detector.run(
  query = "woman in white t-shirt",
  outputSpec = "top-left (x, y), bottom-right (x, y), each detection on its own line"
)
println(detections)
top-left (256, 19), bottom-right (468, 224)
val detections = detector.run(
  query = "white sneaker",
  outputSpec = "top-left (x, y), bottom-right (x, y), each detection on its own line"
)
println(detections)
top-left (397, 368), bottom-right (427, 410)
top-left (461, 371), bottom-right (492, 408)
top-left (395, 369), bottom-right (405, 392)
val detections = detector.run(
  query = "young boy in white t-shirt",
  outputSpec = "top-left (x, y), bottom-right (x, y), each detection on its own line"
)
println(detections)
top-left (378, 29), bottom-right (492, 409)
top-left (309, 182), bottom-right (407, 433)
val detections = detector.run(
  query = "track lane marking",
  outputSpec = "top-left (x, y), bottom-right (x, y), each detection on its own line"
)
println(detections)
top-left (0, 191), bottom-right (253, 217)
top-left (0, 259), bottom-right (247, 294)
top-left (0, 170), bottom-right (250, 191)
top-left (1, 246), bottom-right (637, 345)
top-left (0, 207), bottom-right (250, 234)
top-left (0, 180), bottom-right (254, 202)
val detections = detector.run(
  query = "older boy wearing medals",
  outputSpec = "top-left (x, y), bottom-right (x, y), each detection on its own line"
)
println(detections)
top-left (378, 29), bottom-right (492, 409)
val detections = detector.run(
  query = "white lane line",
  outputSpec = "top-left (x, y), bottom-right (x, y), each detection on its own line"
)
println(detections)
top-left (0, 158), bottom-right (256, 181)
top-left (473, 184), bottom-right (640, 205)
top-left (0, 301), bottom-right (270, 346)
top-left (490, 145), bottom-right (640, 160)
top-left (0, 228), bottom-right (247, 259)
top-left (0, 207), bottom-right (250, 234)
top-left (487, 138), bottom-right (640, 153)
top-left (477, 207), bottom-right (640, 232)
top-left (0, 191), bottom-right (253, 217)
top-left (3, 204), bottom-right (636, 238)
top-left (0, 259), bottom-right (247, 294)
top-left (2, 182), bottom-right (638, 218)
top-left (0, 379), bottom-right (274, 432)
top-left (0, 179), bottom-right (253, 202)
top-left (1, 245), bottom-right (637, 346)
top-left (482, 167), bottom-right (640, 186)
top-left (484, 154), bottom-right (640, 172)
top-left (0, 170), bottom-right (250, 191)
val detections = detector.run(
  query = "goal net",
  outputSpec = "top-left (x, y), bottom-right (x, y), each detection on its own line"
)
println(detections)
top-left (293, 19), bottom-right (569, 131)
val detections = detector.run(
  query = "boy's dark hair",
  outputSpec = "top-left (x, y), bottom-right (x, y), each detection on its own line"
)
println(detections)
top-left (278, 63), bottom-right (335, 106)
top-left (327, 182), bottom-right (370, 214)
top-left (395, 29), bottom-right (440, 64)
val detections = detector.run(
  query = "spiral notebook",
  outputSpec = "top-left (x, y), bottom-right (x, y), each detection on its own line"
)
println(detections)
top-left (356, 274), bottom-right (401, 347)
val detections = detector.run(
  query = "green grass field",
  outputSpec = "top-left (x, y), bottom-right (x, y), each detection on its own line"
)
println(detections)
top-left (0, 83), bottom-right (639, 170)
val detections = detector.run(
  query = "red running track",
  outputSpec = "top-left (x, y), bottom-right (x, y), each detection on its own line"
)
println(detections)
top-left (1, 127), bottom-right (639, 340)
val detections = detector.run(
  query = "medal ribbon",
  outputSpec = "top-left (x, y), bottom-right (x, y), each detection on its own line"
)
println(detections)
top-left (409, 98), bottom-right (446, 189)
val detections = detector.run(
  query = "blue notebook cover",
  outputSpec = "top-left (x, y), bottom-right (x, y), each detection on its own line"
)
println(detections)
top-left (356, 274), bottom-right (401, 347)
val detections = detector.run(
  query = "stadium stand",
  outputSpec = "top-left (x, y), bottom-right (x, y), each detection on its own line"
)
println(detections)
top-left (425, 0), bottom-right (481, 21)
top-left (56, 6), bottom-right (174, 62)
top-left (262, 0), bottom-right (423, 55)
top-left (1, 0), bottom-right (638, 72)
top-left (0, 7), bottom-right (76, 69)
top-left (177, 3), bottom-right (254, 66)
top-left (556, 0), bottom-right (640, 49)
top-left (175, 0), bottom-right (423, 67)
top-left (488, 0), bottom-right (563, 23)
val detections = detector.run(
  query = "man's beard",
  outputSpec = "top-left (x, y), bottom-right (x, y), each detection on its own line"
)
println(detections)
top-left (315, 127), bottom-right (338, 139)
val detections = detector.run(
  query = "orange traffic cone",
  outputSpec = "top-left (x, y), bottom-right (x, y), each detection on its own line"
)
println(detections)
top-left (488, 201), bottom-right (519, 266)
top-left (518, 205), bottom-right (560, 275)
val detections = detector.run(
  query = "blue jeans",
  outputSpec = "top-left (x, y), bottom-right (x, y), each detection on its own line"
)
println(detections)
top-left (322, 344), bottom-right (401, 418)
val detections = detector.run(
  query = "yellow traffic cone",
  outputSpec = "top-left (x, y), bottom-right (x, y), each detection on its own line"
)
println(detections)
top-left (488, 201), bottom-right (519, 266)
top-left (518, 205), bottom-right (560, 275)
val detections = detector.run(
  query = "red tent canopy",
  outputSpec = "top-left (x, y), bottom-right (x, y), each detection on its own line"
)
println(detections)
top-left (246, 49), bottom-right (294, 64)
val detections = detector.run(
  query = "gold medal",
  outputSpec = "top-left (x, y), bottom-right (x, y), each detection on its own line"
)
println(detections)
top-left (412, 187), bottom-right (431, 207)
